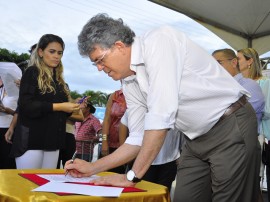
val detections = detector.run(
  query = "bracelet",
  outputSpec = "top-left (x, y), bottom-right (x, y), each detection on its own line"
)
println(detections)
top-left (102, 134), bottom-right (107, 141)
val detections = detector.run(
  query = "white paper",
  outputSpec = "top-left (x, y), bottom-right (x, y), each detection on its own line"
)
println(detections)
top-left (37, 174), bottom-right (99, 183)
top-left (32, 181), bottom-right (123, 197)
top-left (0, 62), bottom-right (22, 97)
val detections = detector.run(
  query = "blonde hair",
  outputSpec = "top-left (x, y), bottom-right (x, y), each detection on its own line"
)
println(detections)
top-left (29, 34), bottom-right (69, 95)
top-left (237, 48), bottom-right (262, 80)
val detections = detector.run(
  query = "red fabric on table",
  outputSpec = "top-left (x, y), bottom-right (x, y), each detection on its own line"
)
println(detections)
top-left (19, 173), bottom-right (146, 195)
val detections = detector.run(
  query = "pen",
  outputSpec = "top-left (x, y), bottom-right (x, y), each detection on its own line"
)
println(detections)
top-left (65, 151), bottom-right (77, 176)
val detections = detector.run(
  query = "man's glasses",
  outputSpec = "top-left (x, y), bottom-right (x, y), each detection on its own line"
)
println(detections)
top-left (92, 50), bottom-right (109, 67)
top-left (217, 58), bottom-right (234, 64)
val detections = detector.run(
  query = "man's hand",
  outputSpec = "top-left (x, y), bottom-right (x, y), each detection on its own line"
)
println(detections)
top-left (5, 128), bottom-right (14, 144)
top-left (64, 158), bottom-right (93, 178)
top-left (0, 105), bottom-right (5, 112)
top-left (14, 79), bottom-right (21, 88)
top-left (91, 173), bottom-right (136, 187)
top-left (0, 105), bottom-right (14, 115)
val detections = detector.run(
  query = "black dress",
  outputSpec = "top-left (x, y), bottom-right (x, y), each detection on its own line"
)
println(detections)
top-left (10, 66), bottom-right (69, 157)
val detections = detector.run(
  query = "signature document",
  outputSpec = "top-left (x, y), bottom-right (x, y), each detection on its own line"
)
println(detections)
top-left (37, 174), bottom-right (99, 183)
top-left (32, 181), bottom-right (124, 197)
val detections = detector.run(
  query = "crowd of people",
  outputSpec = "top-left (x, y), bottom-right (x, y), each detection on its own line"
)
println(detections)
top-left (1, 12), bottom-right (270, 202)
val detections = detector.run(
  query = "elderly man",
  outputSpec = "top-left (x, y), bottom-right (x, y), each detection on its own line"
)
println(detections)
top-left (65, 14), bottom-right (261, 202)
top-left (213, 48), bottom-right (265, 202)
top-left (212, 48), bottom-right (265, 123)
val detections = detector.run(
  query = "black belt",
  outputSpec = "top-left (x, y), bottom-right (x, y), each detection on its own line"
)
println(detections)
top-left (215, 95), bottom-right (247, 126)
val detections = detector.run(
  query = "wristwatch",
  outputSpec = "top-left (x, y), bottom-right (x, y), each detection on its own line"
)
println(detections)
top-left (126, 170), bottom-right (141, 183)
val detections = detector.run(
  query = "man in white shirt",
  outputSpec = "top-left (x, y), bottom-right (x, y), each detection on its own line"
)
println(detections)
top-left (66, 14), bottom-right (261, 202)
top-left (121, 113), bottom-right (180, 191)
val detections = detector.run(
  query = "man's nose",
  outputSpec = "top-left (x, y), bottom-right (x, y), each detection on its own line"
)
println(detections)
top-left (96, 64), bottom-right (104, 71)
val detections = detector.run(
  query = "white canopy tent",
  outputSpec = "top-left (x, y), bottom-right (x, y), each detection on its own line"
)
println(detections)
top-left (149, 0), bottom-right (270, 55)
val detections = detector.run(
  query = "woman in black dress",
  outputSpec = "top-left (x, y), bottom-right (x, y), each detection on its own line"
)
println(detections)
top-left (10, 34), bottom-right (80, 169)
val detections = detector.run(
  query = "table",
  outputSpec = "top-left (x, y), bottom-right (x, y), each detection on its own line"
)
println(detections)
top-left (0, 169), bottom-right (170, 202)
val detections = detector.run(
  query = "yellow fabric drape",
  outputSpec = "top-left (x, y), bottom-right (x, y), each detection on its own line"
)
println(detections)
top-left (0, 169), bottom-right (170, 202)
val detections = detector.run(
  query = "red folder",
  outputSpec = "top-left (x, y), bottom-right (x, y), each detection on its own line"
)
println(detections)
top-left (20, 173), bottom-right (146, 195)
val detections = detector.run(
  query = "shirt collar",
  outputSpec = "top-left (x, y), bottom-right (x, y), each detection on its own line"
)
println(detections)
top-left (83, 113), bottom-right (94, 123)
top-left (130, 37), bottom-right (144, 67)
top-left (123, 37), bottom-right (144, 82)
top-left (234, 73), bottom-right (244, 82)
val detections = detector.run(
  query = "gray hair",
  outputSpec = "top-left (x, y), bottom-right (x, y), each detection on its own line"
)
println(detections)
top-left (212, 48), bottom-right (237, 59)
top-left (78, 13), bottom-right (135, 57)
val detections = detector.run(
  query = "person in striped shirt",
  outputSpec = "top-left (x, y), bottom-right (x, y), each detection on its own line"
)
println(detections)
top-left (75, 97), bottom-right (102, 162)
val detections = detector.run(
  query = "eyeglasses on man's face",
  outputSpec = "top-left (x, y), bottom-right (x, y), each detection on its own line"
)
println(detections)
top-left (217, 58), bottom-right (234, 65)
top-left (92, 50), bottom-right (109, 67)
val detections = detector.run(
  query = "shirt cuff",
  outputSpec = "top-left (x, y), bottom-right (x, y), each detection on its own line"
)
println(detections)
top-left (125, 132), bottom-right (144, 146)
top-left (144, 112), bottom-right (174, 130)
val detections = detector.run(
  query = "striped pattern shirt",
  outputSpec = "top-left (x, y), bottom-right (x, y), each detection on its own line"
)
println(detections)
top-left (75, 114), bottom-right (101, 154)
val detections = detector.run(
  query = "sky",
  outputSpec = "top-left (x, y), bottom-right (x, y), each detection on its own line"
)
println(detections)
top-left (1, 0), bottom-right (269, 94)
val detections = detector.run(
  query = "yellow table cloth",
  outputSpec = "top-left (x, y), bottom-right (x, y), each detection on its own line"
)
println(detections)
top-left (0, 169), bottom-right (170, 202)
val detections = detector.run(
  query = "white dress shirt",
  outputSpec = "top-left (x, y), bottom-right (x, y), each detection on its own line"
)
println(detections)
top-left (122, 26), bottom-right (250, 146)
top-left (122, 112), bottom-right (180, 165)
top-left (0, 93), bottom-right (18, 127)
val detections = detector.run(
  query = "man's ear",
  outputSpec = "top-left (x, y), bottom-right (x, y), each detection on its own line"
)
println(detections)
top-left (231, 58), bottom-right (238, 67)
top-left (114, 41), bottom-right (126, 53)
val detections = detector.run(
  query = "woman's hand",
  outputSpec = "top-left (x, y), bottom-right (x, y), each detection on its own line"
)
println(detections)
top-left (101, 140), bottom-right (109, 157)
top-left (53, 102), bottom-right (80, 113)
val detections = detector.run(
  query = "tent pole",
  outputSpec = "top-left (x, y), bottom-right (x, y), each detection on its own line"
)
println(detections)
top-left (248, 38), bottom-right (252, 47)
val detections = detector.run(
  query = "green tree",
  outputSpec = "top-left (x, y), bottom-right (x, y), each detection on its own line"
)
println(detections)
top-left (70, 90), bottom-right (82, 100)
top-left (83, 90), bottom-right (108, 107)
top-left (69, 90), bottom-right (108, 106)
top-left (0, 48), bottom-right (29, 63)
top-left (0, 48), bottom-right (30, 71)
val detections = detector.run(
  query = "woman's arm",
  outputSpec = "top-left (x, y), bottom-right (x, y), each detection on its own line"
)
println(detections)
top-left (101, 93), bottom-right (114, 156)
top-left (68, 108), bottom-right (84, 122)
top-left (119, 123), bottom-right (129, 145)
top-left (53, 102), bottom-right (80, 113)
top-left (67, 95), bottom-right (84, 122)
top-left (20, 67), bottom-right (79, 116)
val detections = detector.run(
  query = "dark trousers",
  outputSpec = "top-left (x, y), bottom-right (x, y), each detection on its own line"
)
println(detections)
top-left (57, 133), bottom-right (76, 168)
top-left (0, 128), bottom-right (16, 169)
top-left (174, 103), bottom-right (261, 202)
top-left (142, 160), bottom-right (177, 191)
